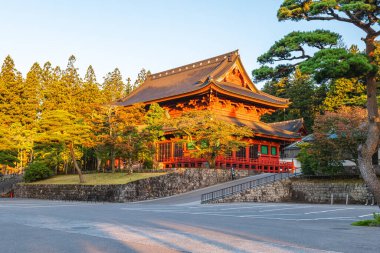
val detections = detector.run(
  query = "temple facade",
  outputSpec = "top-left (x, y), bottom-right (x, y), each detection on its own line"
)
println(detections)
top-left (120, 50), bottom-right (303, 172)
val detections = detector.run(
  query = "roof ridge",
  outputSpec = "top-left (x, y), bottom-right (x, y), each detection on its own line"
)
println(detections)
top-left (149, 50), bottom-right (239, 80)
top-left (258, 121), bottom-right (301, 136)
top-left (269, 118), bottom-right (303, 125)
top-left (258, 90), bottom-right (289, 103)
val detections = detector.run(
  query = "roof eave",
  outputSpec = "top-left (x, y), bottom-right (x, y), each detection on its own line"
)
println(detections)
top-left (210, 83), bottom-right (289, 108)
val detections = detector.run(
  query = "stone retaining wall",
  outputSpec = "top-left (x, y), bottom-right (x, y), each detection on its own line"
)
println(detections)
top-left (14, 168), bottom-right (248, 202)
top-left (212, 178), bottom-right (371, 204)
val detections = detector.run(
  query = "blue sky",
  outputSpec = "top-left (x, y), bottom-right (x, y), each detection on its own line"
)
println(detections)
top-left (0, 0), bottom-right (364, 88)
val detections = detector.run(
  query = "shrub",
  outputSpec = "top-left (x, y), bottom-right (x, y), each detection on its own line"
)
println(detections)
top-left (24, 161), bottom-right (53, 182)
top-left (297, 143), bottom-right (317, 175)
top-left (352, 213), bottom-right (380, 227)
top-left (143, 159), bottom-right (154, 170)
top-left (297, 142), bottom-right (344, 176)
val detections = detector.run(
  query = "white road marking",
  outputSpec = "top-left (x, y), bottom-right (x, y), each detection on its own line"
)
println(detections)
top-left (121, 208), bottom-right (361, 221)
top-left (358, 213), bottom-right (374, 218)
top-left (304, 208), bottom-right (356, 215)
top-left (0, 204), bottom-right (95, 208)
top-left (257, 206), bottom-right (313, 212)
top-left (220, 204), bottom-right (294, 210)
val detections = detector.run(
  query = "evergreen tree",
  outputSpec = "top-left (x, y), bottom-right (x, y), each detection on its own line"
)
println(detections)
top-left (38, 110), bottom-right (92, 183)
top-left (133, 68), bottom-right (150, 89)
top-left (81, 65), bottom-right (103, 114)
top-left (61, 55), bottom-right (82, 114)
top-left (125, 77), bottom-right (133, 95)
top-left (323, 78), bottom-right (366, 111)
top-left (262, 68), bottom-right (319, 132)
top-left (0, 56), bottom-right (24, 125)
top-left (102, 68), bottom-right (125, 102)
top-left (24, 63), bottom-right (42, 125)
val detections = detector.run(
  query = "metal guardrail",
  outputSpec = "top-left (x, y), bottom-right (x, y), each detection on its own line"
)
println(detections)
top-left (201, 172), bottom-right (300, 204)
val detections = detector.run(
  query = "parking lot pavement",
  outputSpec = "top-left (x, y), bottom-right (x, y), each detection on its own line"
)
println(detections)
top-left (125, 202), bottom-right (379, 221)
top-left (0, 199), bottom-right (379, 253)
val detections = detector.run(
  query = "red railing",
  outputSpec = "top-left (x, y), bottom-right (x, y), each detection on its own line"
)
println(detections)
top-left (159, 156), bottom-right (294, 173)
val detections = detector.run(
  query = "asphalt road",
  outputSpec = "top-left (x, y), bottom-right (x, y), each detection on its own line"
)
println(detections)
top-left (0, 197), bottom-right (378, 253)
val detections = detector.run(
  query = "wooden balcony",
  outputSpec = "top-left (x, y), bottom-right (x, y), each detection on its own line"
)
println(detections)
top-left (159, 156), bottom-right (294, 173)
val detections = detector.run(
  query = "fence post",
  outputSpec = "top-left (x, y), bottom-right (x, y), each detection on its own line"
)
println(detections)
top-left (346, 194), bottom-right (349, 205)
top-left (330, 193), bottom-right (334, 205)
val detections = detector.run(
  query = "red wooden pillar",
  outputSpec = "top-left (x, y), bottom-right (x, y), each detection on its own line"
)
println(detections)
top-left (245, 145), bottom-right (249, 169)
top-left (170, 142), bottom-right (174, 161)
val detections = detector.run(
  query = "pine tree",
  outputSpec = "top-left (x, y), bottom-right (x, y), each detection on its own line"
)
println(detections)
top-left (261, 68), bottom-right (318, 132)
top-left (323, 78), bottom-right (366, 111)
top-left (102, 68), bottom-right (125, 103)
top-left (81, 65), bottom-right (103, 114)
top-left (38, 110), bottom-right (92, 183)
top-left (23, 63), bottom-right (42, 125)
top-left (133, 68), bottom-right (150, 89)
top-left (0, 56), bottom-right (24, 125)
top-left (62, 55), bottom-right (82, 114)
top-left (125, 77), bottom-right (133, 95)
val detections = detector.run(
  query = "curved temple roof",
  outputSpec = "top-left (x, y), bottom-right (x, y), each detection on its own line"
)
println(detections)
top-left (118, 50), bottom-right (289, 108)
top-left (268, 119), bottom-right (305, 133)
top-left (217, 116), bottom-right (301, 140)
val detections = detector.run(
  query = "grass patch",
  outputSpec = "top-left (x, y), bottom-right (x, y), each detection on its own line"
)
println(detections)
top-left (25, 172), bottom-right (166, 185)
top-left (352, 213), bottom-right (380, 227)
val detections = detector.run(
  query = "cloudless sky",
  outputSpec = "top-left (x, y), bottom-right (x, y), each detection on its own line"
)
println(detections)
top-left (0, 0), bottom-right (364, 88)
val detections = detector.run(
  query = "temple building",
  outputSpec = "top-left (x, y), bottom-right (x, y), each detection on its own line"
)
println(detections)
top-left (119, 50), bottom-right (303, 172)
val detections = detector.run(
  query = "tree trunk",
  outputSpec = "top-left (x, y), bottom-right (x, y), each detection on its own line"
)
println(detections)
top-left (69, 142), bottom-right (85, 183)
top-left (208, 153), bottom-right (217, 169)
top-left (96, 156), bottom-right (102, 172)
top-left (358, 36), bottom-right (380, 206)
top-left (109, 148), bottom-right (115, 173)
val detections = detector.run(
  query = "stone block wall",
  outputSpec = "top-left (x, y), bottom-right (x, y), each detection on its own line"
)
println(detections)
top-left (212, 178), bottom-right (371, 204)
top-left (211, 179), bottom-right (292, 203)
top-left (14, 168), bottom-right (246, 202)
top-left (290, 179), bottom-right (369, 204)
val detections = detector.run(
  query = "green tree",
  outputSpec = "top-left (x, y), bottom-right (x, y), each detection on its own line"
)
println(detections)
top-left (41, 62), bottom-right (63, 112)
top-left (171, 111), bottom-right (253, 169)
top-left (323, 78), bottom-right (366, 111)
top-left (38, 110), bottom-right (92, 183)
top-left (125, 77), bottom-right (133, 95)
top-left (24, 63), bottom-right (42, 124)
top-left (80, 65), bottom-right (103, 117)
top-left (96, 104), bottom-right (146, 172)
top-left (0, 56), bottom-right (24, 125)
top-left (102, 68), bottom-right (125, 102)
top-left (0, 124), bottom-right (19, 173)
top-left (299, 107), bottom-right (368, 175)
top-left (133, 68), bottom-right (151, 89)
top-left (254, 1), bottom-right (380, 205)
top-left (61, 55), bottom-right (82, 115)
top-left (262, 68), bottom-right (320, 132)
top-left (141, 103), bottom-right (166, 169)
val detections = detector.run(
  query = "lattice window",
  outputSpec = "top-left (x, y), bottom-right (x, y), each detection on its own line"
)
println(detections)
top-left (174, 143), bottom-right (183, 158)
top-left (158, 143), bottom-right (171, 162)
top-left (249, 145), bottom-right (259, 159)
top-left (236, 146), bottom-right (246, 158)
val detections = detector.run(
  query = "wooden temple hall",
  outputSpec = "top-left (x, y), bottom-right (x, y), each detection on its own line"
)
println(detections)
top-left (120, 50), bottom-right (304, 173)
